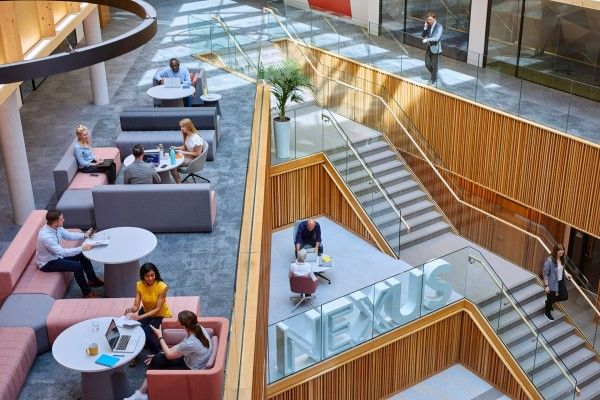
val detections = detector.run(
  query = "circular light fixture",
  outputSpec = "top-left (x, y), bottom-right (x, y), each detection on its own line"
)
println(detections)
top-left (0, 0), bottom-right (157, 84)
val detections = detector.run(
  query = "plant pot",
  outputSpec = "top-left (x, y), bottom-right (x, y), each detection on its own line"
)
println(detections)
top-left (273, 117), bottom-right (291, 159)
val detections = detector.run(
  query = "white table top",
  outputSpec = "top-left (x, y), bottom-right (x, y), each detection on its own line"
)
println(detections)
top-left (123, 152), bottom-right (184, 173)
top-left (52, 317), bottom-right (145, 373)
top-left (312, 258), bottom-right (334, 273)
top-left (83, 227), bottom-right (157, 264)
top-left (146, 84), bottom-right (195, 100)
top-left (200, 93), bottom-right (221, 101)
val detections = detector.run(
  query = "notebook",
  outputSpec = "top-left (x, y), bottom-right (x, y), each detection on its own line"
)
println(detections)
top-left (95, 354), bottom-right (120, 368)
top-left (164, 77), bottom-right (182, 88)
top-left (105, 319), bottom-right (138, 353)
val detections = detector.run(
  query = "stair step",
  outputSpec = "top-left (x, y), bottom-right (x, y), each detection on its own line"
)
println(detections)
top-left (366, 189), bottom-right (429, 219)
top-left (580, 379), bottom-right (600, 400)
top-left (351, 169), bottom-right (413, 195)
top-left (519, 335), bottom-right (585, 375)
top-left (573, 361), bottom-right (600, 390)
top-left (477, 277), bottom-right (537, 308)
top-left (359, 180), bottom-right (421, 207)
top-left (511, 322), bottom-right (575, 361)
top-left (327, 137), bottom-right (388, 160)
top-left (380, 210), bottom-right (444, 239)
top-left (396, 221), bottom-right (451, 250)
top-left (329, 146), bottom-right (392, 170)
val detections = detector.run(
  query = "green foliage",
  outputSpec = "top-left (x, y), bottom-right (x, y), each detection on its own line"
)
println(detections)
top-left (261, 60), bottom-right (313, 121)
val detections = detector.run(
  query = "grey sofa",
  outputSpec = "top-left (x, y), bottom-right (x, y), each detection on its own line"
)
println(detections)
top-left (92, 183), bottom-right (216, 232)
top-left (116, 106), bottom-right (220, 161)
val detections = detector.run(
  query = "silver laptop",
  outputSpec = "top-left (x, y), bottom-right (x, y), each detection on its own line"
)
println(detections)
top-left (164, 77), bottom-right (182, 88)
top-left (105, 319), bottom-right (139, 353)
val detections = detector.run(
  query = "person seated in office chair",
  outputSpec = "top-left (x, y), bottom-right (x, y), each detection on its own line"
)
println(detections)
top-left (154, 58), bottom-right (192, 107)
top-left (170, 118), bottom-right (205, 184)
top-left (290, 249), bottom-right (317, 282)
top-left (294, 218), bottom-right (323, 258)
top-left (124, 144), bottom-right (161, 185)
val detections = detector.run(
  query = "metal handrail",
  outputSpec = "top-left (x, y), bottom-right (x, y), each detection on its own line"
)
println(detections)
top-left (261, 7), bottom-right (600, 321)
top-left (468, 254), bottom-right (580, 396)
top-left (210, 16), bottom-right (257, 72)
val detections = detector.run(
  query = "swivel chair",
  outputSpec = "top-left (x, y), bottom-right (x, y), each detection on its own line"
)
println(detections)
top-left (289, 273), bottom-right (318, 312)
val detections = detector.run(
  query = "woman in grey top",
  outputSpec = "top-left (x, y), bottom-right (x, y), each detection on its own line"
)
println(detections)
top-left (124, 310), bottom-right (213, 400)
top-left (543, 244), bottom-right (571, 321)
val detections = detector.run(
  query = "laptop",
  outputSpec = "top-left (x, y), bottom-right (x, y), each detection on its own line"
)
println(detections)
top-left (142, 150), bottom-right (160, 166)
top-left (164, 77), bottom-right (182, 88)
top-left (105, 319), bottom-right (139, 353)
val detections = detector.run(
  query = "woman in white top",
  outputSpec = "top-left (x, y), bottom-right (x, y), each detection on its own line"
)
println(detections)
top-left (289, 249), bottom-right (317, 281)
top-left (170, 118), bottom-right (205, 183)
top-left (124, 310), bottom-right (213, 400)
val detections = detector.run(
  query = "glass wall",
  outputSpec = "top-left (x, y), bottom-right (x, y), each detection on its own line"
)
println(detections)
top-left (487, 0), bottom-right (600, 100)
top-left (382, 0), bottom-right (471, 61)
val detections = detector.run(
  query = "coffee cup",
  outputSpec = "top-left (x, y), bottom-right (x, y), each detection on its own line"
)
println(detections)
top-left (86, 342), bottom-right (99, 356)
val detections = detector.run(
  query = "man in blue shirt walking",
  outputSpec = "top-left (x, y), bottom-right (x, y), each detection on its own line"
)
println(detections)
top-left (422, 11), bottom-right (443, 85)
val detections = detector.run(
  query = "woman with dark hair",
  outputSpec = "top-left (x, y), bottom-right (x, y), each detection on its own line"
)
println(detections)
top-left (124, 310), bottom-right (213, 400)
top-left (543, 244), bottom-right (571, 321)
top-left (125, 263), bottom-right (172, 356)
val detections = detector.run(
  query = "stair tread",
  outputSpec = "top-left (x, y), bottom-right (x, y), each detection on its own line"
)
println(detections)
top-left (358, 179), bottom-right (419, 204)
top-left (380, 211), bottom-right (444, 238)
top-left (395, 220), bottom-right (450, 244)
top-left (349, 169), bottom-right (412, 193)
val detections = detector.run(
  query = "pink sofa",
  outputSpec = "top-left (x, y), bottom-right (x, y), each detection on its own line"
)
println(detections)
top-left (46, 296), bottom-right (201, 344)
top-left (146, 317), bottom-right (229, 400)
top-left (0, 210), bottom-right (77, 306)
top-left (0, 327), bottom-right (37, 400)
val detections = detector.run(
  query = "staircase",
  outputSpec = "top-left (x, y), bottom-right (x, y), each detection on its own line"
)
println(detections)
top-left (479, 277), bottom-right (600, 399)
top-left (326, 133), bottom-right (452, 253)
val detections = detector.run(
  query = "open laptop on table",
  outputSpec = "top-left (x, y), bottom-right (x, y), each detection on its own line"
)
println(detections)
top-left (105, 318), bottom-right (139, 353)
top-left (142, 150), bottom-right (160, 167)
top-left (164, 77), bottom-right (182, 88)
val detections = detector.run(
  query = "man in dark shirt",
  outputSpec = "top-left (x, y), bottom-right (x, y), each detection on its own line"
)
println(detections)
top-left (295, 218), bottom-right (323, 257)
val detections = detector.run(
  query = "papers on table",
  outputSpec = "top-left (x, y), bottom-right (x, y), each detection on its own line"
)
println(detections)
top-left (115, 316), bottom-right (141, 328)
top-left (87, 238), bottom-right (109, 246)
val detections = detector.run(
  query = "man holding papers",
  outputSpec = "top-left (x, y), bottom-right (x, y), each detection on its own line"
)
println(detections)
top-left (36, 210), bottom-right (103, 298)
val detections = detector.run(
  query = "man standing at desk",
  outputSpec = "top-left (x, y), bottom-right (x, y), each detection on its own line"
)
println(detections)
top-left (295, 218), bottom-right (323, 258)
top-left (124, 145), bottom-right (161, 184)
top-left (154, 58), bottom-right (192, 107)
top-left (36, 210), bottom-right (103, 298)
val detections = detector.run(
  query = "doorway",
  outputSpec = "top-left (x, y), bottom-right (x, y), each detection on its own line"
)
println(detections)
top-left (568, 228), bottom-right (600, 291)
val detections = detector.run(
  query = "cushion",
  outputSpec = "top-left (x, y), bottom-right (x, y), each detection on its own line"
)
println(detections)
top-left (205, 336), bottom-right (219, 369)
top-left (12, 258), bottom-right (72, 300)
top-left (56, 189), bottom-right (95, 229)
top-left (69, 172), bottom-right (109, 189)
top-left (0, 327), bottom-right (37, 400)
top-left (0, 293), bottom-right (55, 353)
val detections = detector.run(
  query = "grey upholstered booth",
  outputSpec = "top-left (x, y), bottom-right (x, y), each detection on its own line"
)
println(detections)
top-left (0, 293), bottom-right (55, 353)
top-left (55, 189), bottom-right (95, 229)
top-left (92, 183), bottom-right (216, 232)
top-left (116, 106), bottom-right (220, 161)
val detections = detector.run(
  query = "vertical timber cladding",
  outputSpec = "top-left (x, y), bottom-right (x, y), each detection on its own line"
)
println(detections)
top-left (266, 308), bottom-right (535, 400)
top-left (280, 40), bottom-right (600, 239)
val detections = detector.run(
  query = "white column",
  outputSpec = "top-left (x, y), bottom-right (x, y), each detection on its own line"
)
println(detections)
top-left (467, 0), bottom-right (488, 66)
top-left (83, 7), bottom-right (109, 105)
top-left (0, 90), bottom-right (35, 224)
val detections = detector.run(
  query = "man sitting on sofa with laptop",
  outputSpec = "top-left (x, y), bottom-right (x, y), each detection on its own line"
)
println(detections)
top-left (124, 145), bottom-right (161, 185)
top-left (154, 58), bottom-right (192, 107)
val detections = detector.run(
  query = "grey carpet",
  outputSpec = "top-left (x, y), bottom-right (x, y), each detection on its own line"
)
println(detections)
top-left (1, 1), bottom-right (256, 399)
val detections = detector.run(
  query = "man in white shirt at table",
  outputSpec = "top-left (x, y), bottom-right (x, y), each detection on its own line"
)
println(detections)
top-left (36, 210), bottom-right (103, 298)
top-left (289, 249), bottom-right (317, 282)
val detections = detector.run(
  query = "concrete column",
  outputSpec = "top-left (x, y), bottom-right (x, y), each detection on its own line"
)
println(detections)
top-left (83, 7), bottom-right (109, 105)
top-left (467, 0), bottom-right (488, 66)
top-left (0, 90), bottom-right (35, 224)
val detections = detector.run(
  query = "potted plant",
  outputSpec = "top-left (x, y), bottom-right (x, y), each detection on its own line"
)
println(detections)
top-left (261, 59), bottom-right (313, 159)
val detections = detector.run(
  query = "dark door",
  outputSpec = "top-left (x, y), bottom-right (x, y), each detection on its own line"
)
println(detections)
top-left (568, 228), bottom-right (600, 291)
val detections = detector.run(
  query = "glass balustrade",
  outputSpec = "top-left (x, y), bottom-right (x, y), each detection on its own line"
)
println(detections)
top-left (267, 246), bottom-right (579, 399)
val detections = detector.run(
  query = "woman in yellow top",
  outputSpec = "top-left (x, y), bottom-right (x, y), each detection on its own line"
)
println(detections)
top-left (126, 263), bottom-right (172, 355)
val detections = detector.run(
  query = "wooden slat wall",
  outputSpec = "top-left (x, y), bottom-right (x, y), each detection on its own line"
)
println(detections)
top-left (223, 84), bottom-right (272, 400)
top-left (280, 41), bottom-right (600, 239)
top-left (267, 301), bottom-right (539, 400)
top-left (270, 155), bottom-right (378, 246)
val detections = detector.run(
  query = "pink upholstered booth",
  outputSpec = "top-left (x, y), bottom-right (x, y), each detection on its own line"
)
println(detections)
top-left (0, 210), bottom-right (77, 306)
top-left (146, 317), bottom-right (229, 400)
top-left (68, 147), bottom-right (121, 190)
top-left (0, 327), bottom-right (37, 400)
top-left (46, 296), bottom-right (201, 344)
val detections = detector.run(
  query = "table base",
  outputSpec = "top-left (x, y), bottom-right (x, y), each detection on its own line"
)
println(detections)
top-left (81, 365), bottom-right (130, 400)
top-left (157, 170), bottom-right (174, 184)
top-left (104, 260), bottom-right (140, 298)
top-left (160, 98), bottom-right (184, 107)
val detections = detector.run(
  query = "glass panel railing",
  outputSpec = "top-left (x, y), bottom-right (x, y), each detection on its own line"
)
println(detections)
top-left (267, 246), bottom-right (580, 398)
top-left (255, 5), bottom-right (599, 139)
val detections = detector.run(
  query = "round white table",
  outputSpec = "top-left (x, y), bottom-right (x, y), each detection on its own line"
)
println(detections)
top-left (52, 317), bottom-right (145, 400)
top-left (123, 153), bottom-right (184, 184)
top-left (146, 84), bottom-right (195, 107)
top-left (83, 227), bottom-right (157, 297)
top-left (200, 93), bottom-right (222, 116)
